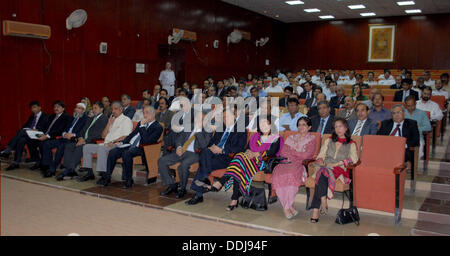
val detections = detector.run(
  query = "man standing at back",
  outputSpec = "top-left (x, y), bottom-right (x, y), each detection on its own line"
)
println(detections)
top-left (159, 62), bottom-right (176, 97)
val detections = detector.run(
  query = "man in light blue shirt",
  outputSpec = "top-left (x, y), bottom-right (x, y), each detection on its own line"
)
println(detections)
top-left (279, 98), bottom-right (306, 131)
top-left (404, 95), bottom-right (431, 158)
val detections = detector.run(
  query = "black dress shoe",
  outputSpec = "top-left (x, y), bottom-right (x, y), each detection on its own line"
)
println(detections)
top-left (0, 152), bottom-right (11, 159)
top-left (78, 173), bottom-right (95, 182)
top-left (96, 177), bottom-right (111, 187)
top-left (43, 171), bottom-right (55, 178)
top-left (56, 171), bottom-right (78, 181)
top-left (268, 196), bottom-right (278, 204)
top-left (5, 163), bottom-right (19, 171)
top-left (56, 173), bottom-right (65, 181)
top-left (30, 164), bottom-right (41, 170)
top-left (160, 185), bottom-right (178, 196)
top-left (176, 189), bottom-right (187, 199)
top-left (122, 179), bottom-right (134, 189)
top-left (185, 195), bottom-right (203, 205)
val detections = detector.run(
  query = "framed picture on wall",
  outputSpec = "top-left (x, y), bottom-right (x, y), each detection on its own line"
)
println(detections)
top-left (368, 24), bottom-right (396, 62)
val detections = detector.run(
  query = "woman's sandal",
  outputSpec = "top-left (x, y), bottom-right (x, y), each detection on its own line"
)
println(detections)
top-left (226, 203), bottom-right (239, 211)
top-left (320, 206), bottom-right (328, 215)
top-left (310, 218), bottom-right (319, 223)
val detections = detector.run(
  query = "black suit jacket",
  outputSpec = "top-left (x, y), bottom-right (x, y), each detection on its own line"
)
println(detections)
top-left (330, 95), bottom-right (346, 109)
top-left (78, 113), bottom-right (109, 143)
top-left (123, 106), bottom-right (136, 119)
top-left (123, 121), bottom-right (163, 145)
top-left (299, 90), bottom-right (313, 99)
top-left (311, 115), bottom-right (335, 134)
top-left (44, 112), bottom-right (73, 139)
top-left (377, 118), bottom-right (420, 148)
top-left (307, 106), bottom-right (318, 118)
top-left (64, 114), bottom-right (88, 138)
top-left (279, 97), bottom-right (289, 108)
top-left (394, 90), bottom-right (419, 102)
top-left (208, 129), bottom-right (247, 156)
top-left (390, 83), bottom-right (402, 89)
top-left (22, 112), bottom-right (49, 132)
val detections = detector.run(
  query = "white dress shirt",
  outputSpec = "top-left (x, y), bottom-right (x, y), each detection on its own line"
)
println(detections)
top-left (365, 80), bottom-right (378, 86)
top-left (104, 114), bottom-right (133, 143)
top-left (279, 112), bottom-right (306, 132)
top-left (432, 89), bottom-right (449, 100)
top-left (424, 79), bottom-right (435, 87)
top-left (265, 85), bottom-right (283, 93)
top-left (416, 100), bottom-right (443, 121)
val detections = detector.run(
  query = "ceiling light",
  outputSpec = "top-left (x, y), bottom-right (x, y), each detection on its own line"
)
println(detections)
top-left (397, 1), bottom-right (415, 6)
top-left (304, 8), bottom-right (320, 13)
top-left (275, 14), bottom-right (280, 18)
top-left (285, 1), bottom-right (304, 5)
top-left (348, 5), bottom-right (366, 9)
top-left (360, 12), bottom-right (376, 16)
top-left (405, 9), bottom-right (422, 13)
top-left (319, 15), bottom-right (335, 19)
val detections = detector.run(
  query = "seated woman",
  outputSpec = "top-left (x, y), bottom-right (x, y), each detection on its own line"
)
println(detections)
top-left (310, 117), bottom-right (358, 223)
top-left (351, 84), bottom-right (367, 101)
top-left (271, 117), bottom-right (316, 219)
top-left (205, 116), bottom-right (283, 211)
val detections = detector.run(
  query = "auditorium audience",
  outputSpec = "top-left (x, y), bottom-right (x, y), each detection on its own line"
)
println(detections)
top-left (187, 109), bottom-right (247, 205)
top-left (28, 101), bottom-right (73, 173)
top-left (378, 69), bottom-right (395, 86)
top-left (416, 87), bottom-right (444, 121)
top-left (40, 103), bottom-right (88, 177)
top-left (61, 101), bottom-right (108, 181)
top-left (349, 103), bottom-right (378, 136)
top-left (79, 101), bottom-right (133, 182)
top-left (121, 94), bottom-right (136, 119)
top-left (279, 98), bottom-right (305, 131)
top-left (368, 92), bottom-right (392, 122)
top-left (2, 101), bottom-right (49, 170)
top-left (337, 97), bottom-right (357, 121)
top-left (311, 101), bottom-right (335, 135)
top-left (204, 116), bottom-right (282, 211)
top-left (394, 78), bottom-right (419, 102)
top-left (404, 96), bottom-right (432, 159)
top-left (310, 118), bottom-right (359, 223)
top-left (272, 117), bottom-right (316, 219)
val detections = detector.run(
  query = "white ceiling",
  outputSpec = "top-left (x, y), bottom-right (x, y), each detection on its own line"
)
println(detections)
top-left (222, 0), bottom-right (450, 23)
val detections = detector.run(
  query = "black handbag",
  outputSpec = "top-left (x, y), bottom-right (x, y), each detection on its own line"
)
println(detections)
top-left (240, 186), bottom-right (267, 211)
top-left (263, 156), bottom-right (290, 174)
top-left (335, 196), bottom-right (360, 225)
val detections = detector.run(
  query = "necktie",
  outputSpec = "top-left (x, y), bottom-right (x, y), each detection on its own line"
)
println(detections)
top-left (345, 110), bottom-right (352, 119)
top-left (306, 91), bottom-right (311, 100)
top-left (390, 124), bottom-right (401, 137)
top-left (69, 117), bottom-right (79, 133)
top-left (182, 131), bottom-right (197, 153)
top-left (46, 115), bottom-right (60, 134)
top-left (317, 118), bottom-right (325, 134)
top-left (30, 114), bottom-right (38, 129)
top-left (131, 123), bottom-right (149, 147)
top-left (84, 115), bottom-right (100, 139)
top-left (217, 130), bottom-right (230, 148)
top-left (353, 120), bottom-right (363, 135)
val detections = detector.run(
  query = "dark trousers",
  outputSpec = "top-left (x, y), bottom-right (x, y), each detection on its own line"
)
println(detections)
top-left (41, 139), bottom-right (69, 173)
top-left (311, 174), bottom-right (329, 209)
top-left (26, 139), bottom-right (43, 163)
top-left (62, 142), bottom-right (83, 174)
top-left (191, 148), bottom-right (231, 197)
top-left (9, 129), bottom-right (32, 163)
top-left (218, 175), bottom-right (240, 201)
top-left (158, 151), bottom-right (198, 190)
top-left (106, 146), bottom-right (145, 181)
top-left (161, 132), bottom-right (175, 156)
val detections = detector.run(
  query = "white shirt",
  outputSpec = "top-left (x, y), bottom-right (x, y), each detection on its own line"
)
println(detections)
top-left (265, 85), bottom-right (283, 93)
top-left (279, 112), bottom-right (306, 131)
top-left (352, 119), bottom-right (367, 136)
top-left (323, 88), bottom-right (336, 100)
top-left (129, 120), bottom-right (154, 147)
top-left (377, 78), bottom-right (395, 86)
top-left (424, 79), bottom-right (435, 87)
top-left (432, 89), bottom-right (449, 100)
top-left (311, 75), bottom-right (321, 84)
top-left (158, 69), bottom-right (176, 87)
top-left (296, 86), bottom-right (304, 95)
top-left (344, 77), bottom-right (356, 85)
top-left (365, 80), bottom-right (378, 86)
top-left (416, 100), bottom-right (443, 121)
top-left (104, 114), bottom-right (133, 143)
top-left (132, 109), bottom-right (144, 122)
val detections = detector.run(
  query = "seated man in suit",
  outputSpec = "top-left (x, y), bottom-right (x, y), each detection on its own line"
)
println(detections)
top-left (155, 97), bottom-right (175, 152)
top-left (337, 96), bottom-right (357, 121)
top-left (390, 75), bottom-right (403, 90)
top-left (279, 98), bottom-right (306, 131)
top-left (159, 113), bottom-right (213, 199)
top-left (58, 101), bottom-right (108, 181)
top-left (186, 109), bottom-right (248, 205)
top-left (306, 93), bottom-right (326, 117)
top-left (330, 85), bottom-right (346, 110)
top-left (121, 94), bottom-right (136, 119)
top-left (100, 106), bottom-right (163, 188)
top-left (299, 81), bottom-right (314, 99)
top-left (28, 101), bottom-right (73, 174)
top-left (2, 101), bottom-right (49, 170)
top-left (40, 102), bottom-right (88, 177)
top-left (311, 101), bottom-right (335, 135)
top-left (404, 96), bottom-right (432, 159)
top-left (394, 78), bottom-right (419, 102)
top-left (279, 86), bottom-right (293, 108)
top-left (378, 104), bottom-right (420, 165)
top-left (305, 86), bottom-right (322, 108)
top-left (79, 101), bottom-right (133, 182)
top-left (349, 103), bottom-right (378, 136)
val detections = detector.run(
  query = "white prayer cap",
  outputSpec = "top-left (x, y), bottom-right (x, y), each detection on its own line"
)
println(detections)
top-left (76, 102), bottom-right (87, 109)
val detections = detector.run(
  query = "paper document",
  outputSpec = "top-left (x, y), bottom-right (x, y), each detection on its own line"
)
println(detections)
top-left (118, 143), bottom-right (131, 148)
top-left (26, 130), bottom-right (44, 139)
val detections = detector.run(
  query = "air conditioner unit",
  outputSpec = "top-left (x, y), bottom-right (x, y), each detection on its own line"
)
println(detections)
top-left (3, 20), bottom-right (51, 39)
